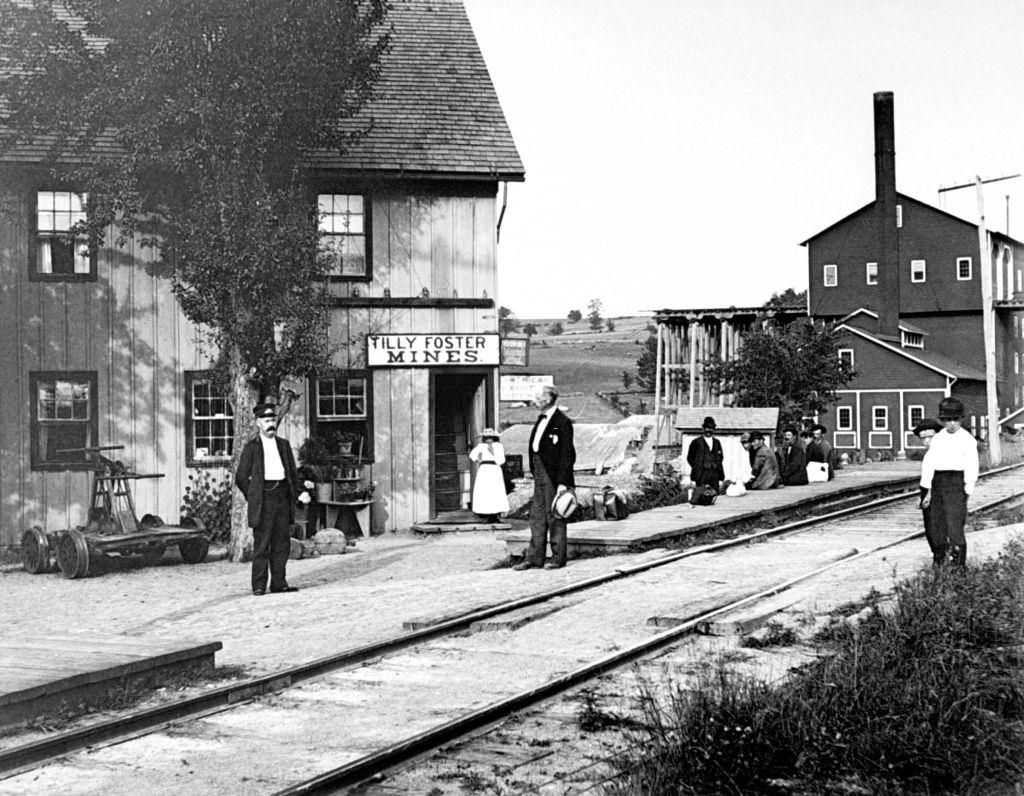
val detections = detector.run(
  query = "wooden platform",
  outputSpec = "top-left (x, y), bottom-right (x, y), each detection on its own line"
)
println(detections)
top-left (413, 509), bottom-right (512, 534)
top-left (0, 633), bottom-right (222, 728)
top-left (500, 462), bottom-right (922, 557)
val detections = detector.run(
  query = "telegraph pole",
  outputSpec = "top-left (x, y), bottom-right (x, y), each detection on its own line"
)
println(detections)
top-left (938, 173), bottom-right (1019, 465)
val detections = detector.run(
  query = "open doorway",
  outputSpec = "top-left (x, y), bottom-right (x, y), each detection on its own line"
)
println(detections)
top-left (430, 369), bottom-right (494, 517)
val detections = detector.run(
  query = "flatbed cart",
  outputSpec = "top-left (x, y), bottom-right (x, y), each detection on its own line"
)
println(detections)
top-left (20, 445), bottom-right (210, 579)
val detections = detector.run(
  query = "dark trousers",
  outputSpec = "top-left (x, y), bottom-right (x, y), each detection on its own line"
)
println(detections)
top-left (692, 468), bottom-right (721, 489)
top-left (929, 471), bottom-right (968, 549)
top-left (528, 454), bottom-right (566, 566)
top-left (252, 484), bottom-right (292, 591)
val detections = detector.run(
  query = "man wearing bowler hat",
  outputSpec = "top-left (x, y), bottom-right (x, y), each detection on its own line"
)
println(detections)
top-left (686, 416), bottom-right (725, 491)
top-left (235, 403), bottom-right (311, 595)
top-left (514, 385), bottom-right (576, 571)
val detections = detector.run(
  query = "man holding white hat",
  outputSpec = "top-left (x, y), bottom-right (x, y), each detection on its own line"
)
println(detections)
top-left (235, 403), bottom-right (311, 595)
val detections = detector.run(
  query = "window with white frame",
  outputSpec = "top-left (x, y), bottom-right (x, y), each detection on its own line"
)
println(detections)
top-left (30, 371), bottom-right (98, 470)
top-left (910, 259), bottom-right (926, 283)
top-left (185, 372), bottom-right (234, 465)
top-left (318, 193), bottom-right (368, 278)
top-left (838, 348), bottom-right (854, 369)
top-left (32, 190), bottom-right (94, 281)
top-left (872, 406), bottom-right (888, 430)
top-left (908, 405), bottom-right (924, 429)
top-left (837, 406), bottom-right (854, 430)
top-left (901, 330), bottom-right (924, 349)
top-left (823, 264), bottom-right (837, 287)
top-left (956, 257), bottom-right (972, 281)
top-left (896, 204), bottom-right (903, 228)
top-left (312, 374), bottom-right (373, 458)
top-left (865, 262), bottom-right (878, 285)
top-left (1016, 352), bottom-right (1021, 375)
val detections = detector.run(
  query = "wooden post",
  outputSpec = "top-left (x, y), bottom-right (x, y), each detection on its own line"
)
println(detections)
top-left (654, 322), bottom-right (664, 446)
top-left (976, 177), bottom-right (1002, 465)
top-left (688, 323), bottom-right (697, 406)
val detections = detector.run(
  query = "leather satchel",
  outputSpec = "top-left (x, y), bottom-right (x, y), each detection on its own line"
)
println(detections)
top-left (594, 485), bottom-right (629, 520)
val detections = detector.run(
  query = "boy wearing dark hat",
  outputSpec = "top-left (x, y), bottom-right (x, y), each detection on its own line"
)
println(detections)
top-left (235, 403), bottom-right (311, 595)
top-left (920, 398), bottom-right (978, 567)
top-left (913, 417), bottom-right (945, 564)
top-left (686, 416), bottom-right (725, 491)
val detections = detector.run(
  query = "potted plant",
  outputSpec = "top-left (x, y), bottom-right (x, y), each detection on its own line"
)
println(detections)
top-left (298, 437), bottom-right (334, 503)
top-left (331, 430), bottom-right (362, 458)
top-left (336, 481), bottom-right (376, 504)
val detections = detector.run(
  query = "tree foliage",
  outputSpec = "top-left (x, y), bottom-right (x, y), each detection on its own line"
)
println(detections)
top-left (763, 287), bottom-right (807, 309)
top-left (587, 298), bottom-right (603, 330)
top-left (0, 0), bottom-right (389, 558)
top-left (547, 321), bottom-right (564, 336)
top-left (498, 305), bottom-right (521, 335)
top-left (702, 320), bottom-right (855, 428)
top-left (636, 332), bottom-right (657, 390)
top-left (522, 322), bottom-right (538, 336)
top-left (567, 308), bottom-right (582, 323)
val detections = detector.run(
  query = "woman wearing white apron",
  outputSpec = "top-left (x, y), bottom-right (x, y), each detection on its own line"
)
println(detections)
top-left (468, 428), bottom-right (509, 521)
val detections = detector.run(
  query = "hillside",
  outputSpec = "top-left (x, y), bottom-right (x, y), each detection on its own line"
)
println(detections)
top-left (501, 316), bottom-right (655, 426)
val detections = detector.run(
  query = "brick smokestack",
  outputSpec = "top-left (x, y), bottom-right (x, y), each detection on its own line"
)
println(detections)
top-left (874, 91), bottom-right (900, 340)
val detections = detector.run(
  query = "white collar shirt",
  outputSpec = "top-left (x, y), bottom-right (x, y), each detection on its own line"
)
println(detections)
top-left (919, 426), bottom-right (979, 494)
top-left (532, 408), bottom-right (554, 453)
top-left (260, 434), bottom-right (286, 480)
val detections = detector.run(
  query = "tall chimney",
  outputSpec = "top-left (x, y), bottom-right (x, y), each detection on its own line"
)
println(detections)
top-left (874, 91), bottom-right (901, 340)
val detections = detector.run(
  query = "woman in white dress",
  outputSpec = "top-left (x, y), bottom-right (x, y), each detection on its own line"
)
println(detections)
top-left (468, 428), bottom-right (509, 520)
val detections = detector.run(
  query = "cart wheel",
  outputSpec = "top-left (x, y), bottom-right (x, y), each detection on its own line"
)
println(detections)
top-left (179, 537), bottom-right (209, 565)
top-left (139, 514), bottom-right (165, 529)
top-left (141, 544), bottom-right (167, 564)
top-left (21, 526), bottom-right (52, 574)
top-left (57, 530), bottom-right (90, 579)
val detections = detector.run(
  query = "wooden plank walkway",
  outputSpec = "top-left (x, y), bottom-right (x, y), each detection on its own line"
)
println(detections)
top-left (0, 633), bottom-right (222, 728)
top-left (500, 462), bottom-right (924, 556)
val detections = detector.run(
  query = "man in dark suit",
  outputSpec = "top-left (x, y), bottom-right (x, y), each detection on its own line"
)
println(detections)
top-left (514, 385), bottom-right (576, 570)
top-left (778, 425), bottom-right (809, 486)
top-left (235, 403), bottom-right (311, 595)
top-left (686, 415), bottom-right (725, 490)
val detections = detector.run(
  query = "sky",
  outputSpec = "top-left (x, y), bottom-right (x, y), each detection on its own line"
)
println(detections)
top-left (461, 0), bottom-right (1024, 319)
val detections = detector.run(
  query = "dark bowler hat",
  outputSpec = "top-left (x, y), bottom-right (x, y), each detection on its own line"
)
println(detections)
top-left (913, 418), bottom-right (943, 436)
top-left (748, 430), bottom-right (764, 442)
top-left (938, 397), bottom-right (965, 420)
top-left (253, 403), bottom-right (277, 419)
top-left (702, 416), bottom-right (717, 430)
top-left (811, 423), bottom-right (827, 433)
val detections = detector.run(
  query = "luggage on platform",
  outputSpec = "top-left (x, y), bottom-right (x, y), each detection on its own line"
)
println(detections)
top-left (593, 486), bottom-right (629, 520)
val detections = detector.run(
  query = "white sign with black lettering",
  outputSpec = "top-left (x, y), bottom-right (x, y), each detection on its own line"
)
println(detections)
top-left (500, 374), bottom-right (554, 402)
top-left (367, 334), bottom-right (500, 367)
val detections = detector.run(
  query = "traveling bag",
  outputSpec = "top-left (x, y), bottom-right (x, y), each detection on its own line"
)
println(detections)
top-left (689, 484), bottom-right (718, 506)
top-left (593, 486), bottom-right (629, 521)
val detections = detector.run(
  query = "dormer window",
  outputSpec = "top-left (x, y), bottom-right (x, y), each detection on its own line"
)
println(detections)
top-left (901, 330), bottom-right (924, 349)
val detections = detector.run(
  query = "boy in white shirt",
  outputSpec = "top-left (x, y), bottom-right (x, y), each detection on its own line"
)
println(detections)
top-left (920, 398), bottom-right (979, 567)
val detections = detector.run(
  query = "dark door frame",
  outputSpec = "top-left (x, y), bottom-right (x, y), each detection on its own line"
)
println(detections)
top-left (428, 366), bottom-right (496, 517)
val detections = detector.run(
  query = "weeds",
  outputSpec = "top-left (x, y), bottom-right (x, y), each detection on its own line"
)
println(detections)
top-left (605, 539), bottom-right (1024, 795)
top-left (740, 620), bottom-right (798, 649)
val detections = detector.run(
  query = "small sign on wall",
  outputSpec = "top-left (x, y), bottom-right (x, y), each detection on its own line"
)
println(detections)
top-left (500, 335), bottom-right (529, 367)
top-left (500, 374), bottom-right (553, 402)
top-left (367, 334), bottom-right (500, 367)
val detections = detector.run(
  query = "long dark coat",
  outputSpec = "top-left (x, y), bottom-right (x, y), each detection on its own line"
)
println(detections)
top-left (235, 435), bottom-right (301, 528)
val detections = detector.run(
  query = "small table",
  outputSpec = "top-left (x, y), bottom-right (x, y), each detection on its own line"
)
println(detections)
top-left (319, 499), bottom-right (374, 538)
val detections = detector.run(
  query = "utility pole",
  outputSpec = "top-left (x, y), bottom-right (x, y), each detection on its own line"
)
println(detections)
top-left (938, 173), bottom-right (1019, 466)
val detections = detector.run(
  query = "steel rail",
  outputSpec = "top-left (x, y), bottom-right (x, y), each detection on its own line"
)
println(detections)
top-left (2, 462), bottom-right (1021, 778)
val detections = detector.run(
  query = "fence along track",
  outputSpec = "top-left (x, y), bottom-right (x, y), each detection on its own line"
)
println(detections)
top-left (2, 464), bottom-right (1022, 784)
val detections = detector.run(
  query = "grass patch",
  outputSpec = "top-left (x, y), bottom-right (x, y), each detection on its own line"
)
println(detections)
top-left (604, 539), bottom-right (1024, 795)
top-left (740, 620), bottom-right (799, 650)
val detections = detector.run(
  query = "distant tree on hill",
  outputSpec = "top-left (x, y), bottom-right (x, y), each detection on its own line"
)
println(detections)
top-left (636, 332), bottom-right (657, 390)
top-left (702, 320), bottom-right (854, 429)
top-left (622, 370), bottom-right (634, 389)
top-left (522, 323), bottom-right (538, 336)
top-left (547, 321), bottom-right (564, 336)
top-left (763, 288), bottom-right (807, 309)
top-left (587, 298), bottom-right (604, 330)
top-left (498, 305), bottom-right (521, 335)
top-left (567, 309), bottom-right (583, 323)
top-left (606, 318), bottom-right (616, 332)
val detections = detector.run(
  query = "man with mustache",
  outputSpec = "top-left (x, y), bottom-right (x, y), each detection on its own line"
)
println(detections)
top-left (235, 403), bottom-right (311, 595)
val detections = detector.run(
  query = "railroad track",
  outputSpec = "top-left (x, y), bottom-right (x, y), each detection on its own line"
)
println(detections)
top-left (2, 464), bottom-right (1022, 795)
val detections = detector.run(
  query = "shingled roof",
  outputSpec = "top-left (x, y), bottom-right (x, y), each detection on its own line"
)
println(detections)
top-left (1, 0), bottom-right (524, 181)
top-left (308, 0), bottom-right (524, 179)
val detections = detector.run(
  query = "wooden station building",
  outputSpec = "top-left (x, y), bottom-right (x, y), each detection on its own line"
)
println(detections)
top-left (0, 0), bottom-right (524, 553)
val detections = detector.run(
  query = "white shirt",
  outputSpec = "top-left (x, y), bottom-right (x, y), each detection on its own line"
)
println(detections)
top-left (260, 434), bottom-right (286, 480)
top-left (532, 408), bottom-right (554, 453)
top-left (920, 426), bottom-right (979, 495)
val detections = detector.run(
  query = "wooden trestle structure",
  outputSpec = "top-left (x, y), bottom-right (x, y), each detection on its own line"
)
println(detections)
top-left (651, 305), bottom-right (806, 448)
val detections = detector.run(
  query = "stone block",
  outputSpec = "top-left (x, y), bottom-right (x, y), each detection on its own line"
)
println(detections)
top-left (313, 529), bottom-right (348, 556)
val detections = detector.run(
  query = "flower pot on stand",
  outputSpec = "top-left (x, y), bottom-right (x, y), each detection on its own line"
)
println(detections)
top-left (316, 483), bottom-right (333, 503)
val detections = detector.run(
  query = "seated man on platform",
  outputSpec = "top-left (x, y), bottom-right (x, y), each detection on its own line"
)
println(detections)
top-left (745, 431), bottom-right (781, 490)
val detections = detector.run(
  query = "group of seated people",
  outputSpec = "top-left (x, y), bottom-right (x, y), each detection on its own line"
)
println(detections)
top-left (686, 416), bottom-right (836, 497)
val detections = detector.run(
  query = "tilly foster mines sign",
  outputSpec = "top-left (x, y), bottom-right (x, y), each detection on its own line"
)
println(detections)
top-left (367, 334), bottom-right (500, 367)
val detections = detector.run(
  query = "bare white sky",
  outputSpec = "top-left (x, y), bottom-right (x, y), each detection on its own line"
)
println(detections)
top-left (462, 0), bottom-right (1024, 318)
